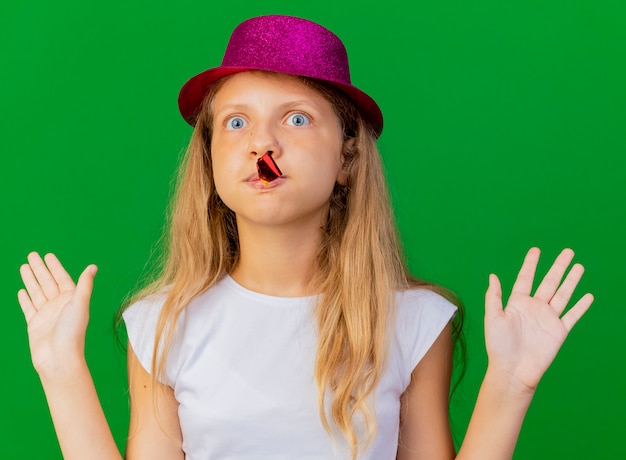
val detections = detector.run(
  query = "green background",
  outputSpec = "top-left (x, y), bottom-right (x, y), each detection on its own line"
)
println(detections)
top-left (2, 0), bottom-right (624, 458)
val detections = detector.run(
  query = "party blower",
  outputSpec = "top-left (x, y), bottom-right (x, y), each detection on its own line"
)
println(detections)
top-left (257, 151), bottom-right (283, 184)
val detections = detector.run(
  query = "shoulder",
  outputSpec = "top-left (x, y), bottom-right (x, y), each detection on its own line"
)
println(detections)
top-left (394, 287), bottom-right (458, 328)
top-left (390, 287), bottom-right (458, 383)
top-left (121, 278), bottom-right (235, 376)
top-left (123, 291), bottom-right (168, 323)
top-left (121, 290), bottom-right (169, 376)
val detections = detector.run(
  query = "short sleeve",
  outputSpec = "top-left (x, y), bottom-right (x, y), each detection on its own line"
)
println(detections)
top-left (393, 289), bottom-right (458, 388)
top-left (122, 295), bottom-right (166, 376)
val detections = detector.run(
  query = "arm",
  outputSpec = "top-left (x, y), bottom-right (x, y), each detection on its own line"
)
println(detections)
top-left (397, 323), bottom-right (456, 460)
top-left (397, 327), bottom-right (533, 460)
top-left (398, 248), bottom-right (593, 460)
top-left (18, 252), bottom-right (122, 459)
top-left (125, 344), bottom-right (184, 459)
top-left (17, 252), bottom-right (184, 460)
top-left (457, 248), bottom-right (592, 459)
top-left (38, 359), bottom-right (123, 459)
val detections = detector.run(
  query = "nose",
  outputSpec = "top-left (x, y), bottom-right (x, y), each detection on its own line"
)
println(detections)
top-left (248, 122), bottom-right (280, 158)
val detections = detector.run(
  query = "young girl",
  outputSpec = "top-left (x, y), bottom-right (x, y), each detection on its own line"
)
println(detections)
top-left (17, 15), bottom-right (593, 460)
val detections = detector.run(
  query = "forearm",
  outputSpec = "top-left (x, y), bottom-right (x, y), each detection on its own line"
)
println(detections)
top-left (39, 359), bottom-right (123, 460)
top-left (456, 367), bottom-right (535, 460)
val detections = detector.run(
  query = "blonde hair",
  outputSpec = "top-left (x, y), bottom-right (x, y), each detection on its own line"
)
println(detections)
top-left (122, 71), bottom-right (462, 459)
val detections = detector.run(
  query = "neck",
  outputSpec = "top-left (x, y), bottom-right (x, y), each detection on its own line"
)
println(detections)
top-left (230, 218), bottom-right (323, 297)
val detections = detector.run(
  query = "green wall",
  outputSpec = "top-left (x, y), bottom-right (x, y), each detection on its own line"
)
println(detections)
top-left (2, 0), bottom-right (624, 458)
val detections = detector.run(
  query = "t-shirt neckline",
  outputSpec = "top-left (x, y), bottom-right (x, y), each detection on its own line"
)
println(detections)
top-left (223, 274), bottom-right (319, 304)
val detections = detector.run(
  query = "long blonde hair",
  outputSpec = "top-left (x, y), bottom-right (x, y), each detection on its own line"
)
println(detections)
top-left (122, 71), bottom-right (462, 458)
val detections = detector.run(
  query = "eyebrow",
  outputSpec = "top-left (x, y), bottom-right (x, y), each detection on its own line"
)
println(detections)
top-left (214, 101), bottom-right (320, 117)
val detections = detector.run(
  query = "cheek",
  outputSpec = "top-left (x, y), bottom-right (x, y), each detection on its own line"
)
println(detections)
top-left (315, 144), bottom-right (344, 186)
top-left (211, 135), bottom-right (242, 176)
top-left (210, 149), bottom-right (235, 200)
top-left (212, 163), bottom-right (236, 201)
top-left (212, 171), bottom-right (238, 213)
top-left (296, 156), bottom-right (343, 203)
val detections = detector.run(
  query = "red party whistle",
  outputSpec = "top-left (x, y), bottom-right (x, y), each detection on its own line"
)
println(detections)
top-left (257, 152), bottom-right (282, 184)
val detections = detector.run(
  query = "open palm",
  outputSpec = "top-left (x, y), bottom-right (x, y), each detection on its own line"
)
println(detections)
top-left (17, 252), bottom-right (97, 377)
top-left (484, 248), bottom-right (593, 391)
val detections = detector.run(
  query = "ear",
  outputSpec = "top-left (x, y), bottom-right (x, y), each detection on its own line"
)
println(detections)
top-left (337, 137), bottom-right (355, 186)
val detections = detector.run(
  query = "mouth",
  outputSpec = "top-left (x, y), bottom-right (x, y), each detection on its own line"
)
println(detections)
top-left (244, 173), bottom-right (286, 189)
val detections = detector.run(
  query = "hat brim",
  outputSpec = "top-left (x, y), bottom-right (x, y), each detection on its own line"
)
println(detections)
top-left (178, 67), bottom-right (383, 137)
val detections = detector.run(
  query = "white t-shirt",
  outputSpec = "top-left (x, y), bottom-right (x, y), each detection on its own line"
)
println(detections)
top-left (123, 275), bottom-right (456, 459)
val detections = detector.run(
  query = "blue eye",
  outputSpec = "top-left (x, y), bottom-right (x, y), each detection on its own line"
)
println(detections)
top-left (226, 116), bottom-right (247, 130)
top-left (286, 113), bottom-right (310, 127)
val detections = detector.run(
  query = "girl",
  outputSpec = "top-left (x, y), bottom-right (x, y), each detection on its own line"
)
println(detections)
top-left (17, 15), bottom-right (593, 460)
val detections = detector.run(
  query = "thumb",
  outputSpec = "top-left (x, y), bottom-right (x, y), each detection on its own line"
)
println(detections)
top-left (485, 273), bottom-right (503, 319)
top-left (74, 264), bottom-right (98, 307)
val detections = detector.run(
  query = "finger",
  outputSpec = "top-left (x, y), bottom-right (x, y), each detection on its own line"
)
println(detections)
top-left (17, 289), bottom-right (37, 323)
top-left (73, 265), bottom-right (98, 309)
top-left (510, 247), bottom-right (540, 296)
top-left (549, 263), bottom-right (585, 316)
top-left (44, 253), bottom-right (76, 292)
top-left (534, 248), bottom-right (575, 302)
top-left (19, 263), bottom-right (47, 308)
top-left (27, 252), bottom-right (60, 299)
top-left (561, 293), bottom-right (594, 332)
top-left (485, 273), bottom-right (503, 319)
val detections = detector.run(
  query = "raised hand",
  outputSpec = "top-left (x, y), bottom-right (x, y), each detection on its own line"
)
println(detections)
top-left (484, 248), bottom-right (593, 392)
top-left (18, 252), bottom-right (98, 378)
